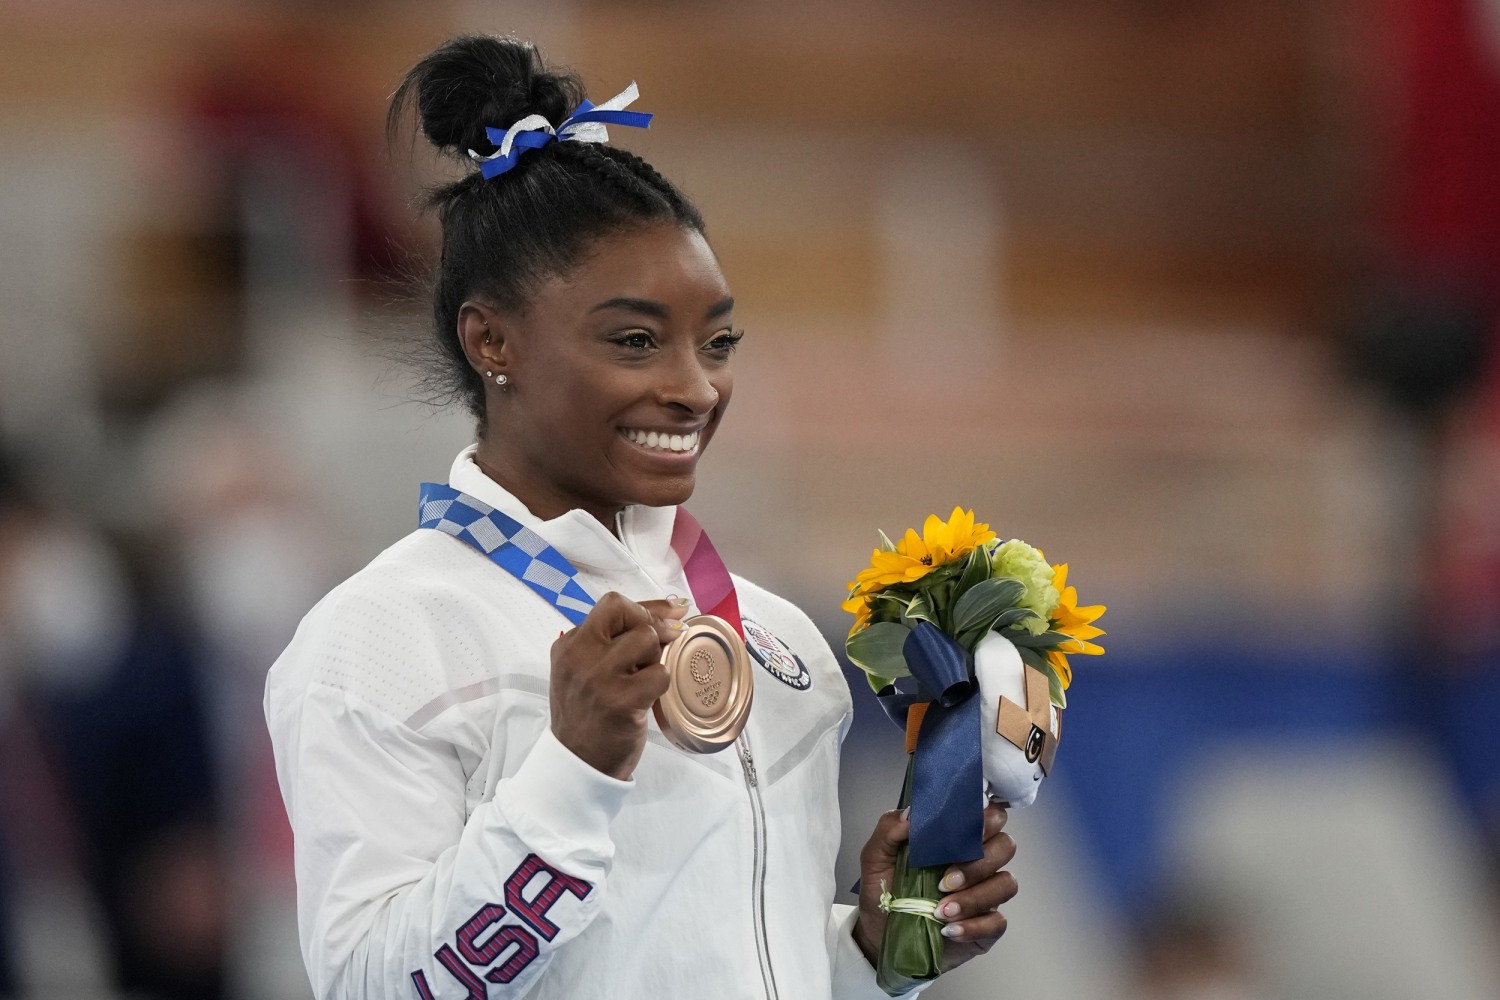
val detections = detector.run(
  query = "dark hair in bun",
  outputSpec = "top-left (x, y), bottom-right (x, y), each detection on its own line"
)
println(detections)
top-left (388, 34), bottom-right (705, 420)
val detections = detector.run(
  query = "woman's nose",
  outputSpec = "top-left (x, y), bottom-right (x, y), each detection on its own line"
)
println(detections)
top-left (659, 355), bottom-right (720, 413)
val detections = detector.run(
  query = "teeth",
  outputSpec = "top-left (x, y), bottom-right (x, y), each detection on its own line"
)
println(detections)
top-left (625, 429), bottom-right (700, 453)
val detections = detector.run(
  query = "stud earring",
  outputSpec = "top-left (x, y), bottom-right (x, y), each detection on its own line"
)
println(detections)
top-left (495, 373), bottom-right (509, 386)
top-left (484, 370), bottom-right (493, 378)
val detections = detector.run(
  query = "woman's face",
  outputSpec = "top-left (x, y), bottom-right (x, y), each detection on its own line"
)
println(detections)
top-left (477, 222), bottom-right (737, 525)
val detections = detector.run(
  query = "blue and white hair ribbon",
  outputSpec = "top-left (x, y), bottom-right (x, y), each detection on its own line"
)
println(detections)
top-left (467, 82), bottom-right (653, 180)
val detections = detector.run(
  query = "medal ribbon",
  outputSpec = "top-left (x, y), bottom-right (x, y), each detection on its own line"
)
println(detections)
top-left (417, 483), bottom-right (743, 633)
top-left (668, 507), bottom-right (744, 639)
top-left (418, 483), bottom-right (596, 624)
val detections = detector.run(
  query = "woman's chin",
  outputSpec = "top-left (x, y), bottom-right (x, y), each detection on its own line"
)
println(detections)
top-left (613, 435), bottom-right (710, 508)
top-left (629, 472), bottom-right (697, 509)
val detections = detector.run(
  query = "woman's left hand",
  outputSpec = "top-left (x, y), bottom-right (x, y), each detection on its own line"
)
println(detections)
top-left (852, 804), bottom-right (1018, 973)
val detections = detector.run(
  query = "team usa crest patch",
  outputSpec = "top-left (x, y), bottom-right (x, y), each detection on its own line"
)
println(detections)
top-left (742, 618), bottom-right (812, 690)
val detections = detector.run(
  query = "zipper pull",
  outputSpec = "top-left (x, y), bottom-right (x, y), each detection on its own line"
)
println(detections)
top-left (737, 737), bottom-right (758, 786)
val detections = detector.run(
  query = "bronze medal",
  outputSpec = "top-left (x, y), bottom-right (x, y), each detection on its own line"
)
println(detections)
top-left (653, 615), bottom-right (753, 754)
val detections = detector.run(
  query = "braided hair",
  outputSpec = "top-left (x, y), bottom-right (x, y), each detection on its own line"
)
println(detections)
top-left (388, 35), bottom-right (706, 419)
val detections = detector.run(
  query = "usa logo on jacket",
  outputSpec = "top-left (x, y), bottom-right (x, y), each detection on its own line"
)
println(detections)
top-left (742, 618), bottom-right (812, 690)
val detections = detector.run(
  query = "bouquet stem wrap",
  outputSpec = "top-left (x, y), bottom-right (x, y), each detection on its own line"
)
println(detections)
top-left (876, 625), bottom-right (986, 994)
top-left (877, 755), bottom-right (946, 994)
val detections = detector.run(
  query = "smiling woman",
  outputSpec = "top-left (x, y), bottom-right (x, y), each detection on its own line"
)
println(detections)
top-left (462, 224), bottom-right (738, 523)
top-left (263, 33), bottom-right (1017, 1000)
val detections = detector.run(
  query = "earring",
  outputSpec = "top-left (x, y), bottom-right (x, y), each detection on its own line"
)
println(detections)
top-left (484, 370), bottom-right (493, 378)
top-left (495, 373), bottom-right (509, 386)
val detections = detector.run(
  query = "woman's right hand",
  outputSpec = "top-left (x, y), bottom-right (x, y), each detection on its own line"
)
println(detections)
top-left (548, 592), bottom-right (689, 780)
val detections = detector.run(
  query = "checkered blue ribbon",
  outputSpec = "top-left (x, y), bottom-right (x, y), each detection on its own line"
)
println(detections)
top-left (418, 483), bottom-right (596, 625)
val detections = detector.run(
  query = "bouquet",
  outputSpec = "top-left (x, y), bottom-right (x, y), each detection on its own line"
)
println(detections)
top-left (841, 508), bottom-right (1105, 994)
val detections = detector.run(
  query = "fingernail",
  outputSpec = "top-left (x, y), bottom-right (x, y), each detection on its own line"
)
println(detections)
top-left (667, 593), bottom-right (690, 607)
top-left (558, 630), bottom-right (566, 639)
top-left (899, 807), bottom-right (910, 822)
top-left (668, 620), bottom-right (686, 631)
top-left (940, 901), bottom-right (961, 919)
top-left (941, 923), bottom-right (962, 939)
top-left (940, 871), bottom-right (964, 892)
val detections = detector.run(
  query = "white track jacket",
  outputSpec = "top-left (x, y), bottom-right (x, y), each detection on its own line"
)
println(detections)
top-left (265, 447), bottom-right (896, 999)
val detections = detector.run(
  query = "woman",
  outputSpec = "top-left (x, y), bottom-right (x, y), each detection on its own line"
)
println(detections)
top-left (265, 34), bottom-right (1017, 999)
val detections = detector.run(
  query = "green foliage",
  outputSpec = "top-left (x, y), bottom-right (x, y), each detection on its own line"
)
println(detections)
top-left (847, 622), bottom-right (912, 682)
top-left (1004, 629), bottom-right (1075, 649)
top-left (949, 577), bottom-right (1024, 646)
top-left (954, 545), bottom-right (992, 598)
top-left (876, 847), bottom-right (945, 994)
top-left (901, 591), bottom-right (936, 628)
top-left (876, 755), bottom-right (944, 994)
top-left (846, 537), bottom-right (1079, 710)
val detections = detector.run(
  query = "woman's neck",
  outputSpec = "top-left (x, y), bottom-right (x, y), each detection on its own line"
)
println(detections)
top-left (470, 447), bottom-right (624, 537)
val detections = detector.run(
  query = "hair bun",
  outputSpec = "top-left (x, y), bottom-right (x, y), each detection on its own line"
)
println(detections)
top-left (390, 34), bottom-right (585, 158)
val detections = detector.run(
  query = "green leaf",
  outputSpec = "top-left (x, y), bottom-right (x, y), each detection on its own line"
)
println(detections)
top-left (992, 607), bottom-right (1040, 631)
top-left (876, 841), bottom-right (945, 992)
top-left (865, 672), bottom-right (896, 695)
top-left (952, 545), bottom-right (991, 602)
top-left (954, 626), bottom-right (983, 654)
top-left (950, 577), bottom-right (1025, 637)
top-left (877, 528), bottom-right (898, 553)
top-left (925, 579), bottom-right (955, 627)
top-left (951, 579), bottom-right (1030, 651)
top-left (1006, 629), bottom-right (1074, 649)
top-left (953, 606), bottom-right (1033, 652)
top-left (846, 622), bottom-right (912, 680)
top-left (1042, 663), bottom-right (1067, 709)
top-left (901, 591), bottom-right (936, 628)
top-left (1015, 644), bottom-right (1050, 673)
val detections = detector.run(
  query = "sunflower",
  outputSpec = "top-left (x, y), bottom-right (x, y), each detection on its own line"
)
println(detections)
top-left (840, 592), bottom-right (874, 636)
top-left (1045, 562), bottom-right (1106, 689)
top-left (843, 508), bottom-right (996, 635)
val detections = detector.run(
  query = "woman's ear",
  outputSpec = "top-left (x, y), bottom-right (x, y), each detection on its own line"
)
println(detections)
top-left (457, 300), bottom-right (506, 377)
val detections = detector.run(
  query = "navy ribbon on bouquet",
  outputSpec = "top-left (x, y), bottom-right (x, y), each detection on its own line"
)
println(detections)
top-left (878, 622), bottom-right (986, 869)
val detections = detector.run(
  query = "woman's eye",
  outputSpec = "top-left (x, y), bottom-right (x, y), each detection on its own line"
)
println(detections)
top-left (706, 330), bottom-right (745, 355)
top-left (613, 331), bottom-right (656, 351)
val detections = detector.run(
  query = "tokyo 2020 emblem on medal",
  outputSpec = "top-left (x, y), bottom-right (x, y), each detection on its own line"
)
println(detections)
top-left (654, 616), bottom-right (754, 753)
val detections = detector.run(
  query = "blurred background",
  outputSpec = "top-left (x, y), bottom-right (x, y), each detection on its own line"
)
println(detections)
top-left (0, 1), bottom-right (1498, 998)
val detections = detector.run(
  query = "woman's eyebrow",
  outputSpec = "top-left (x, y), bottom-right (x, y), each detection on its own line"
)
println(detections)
top-left (589, 297), bottom-right (670, 319)
top-left (588, 296), bottom-right (735, 321)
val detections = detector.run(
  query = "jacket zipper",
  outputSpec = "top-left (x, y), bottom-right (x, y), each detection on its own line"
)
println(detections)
top-left (618, 508), bottom-right (775, 995)
top-left (737, 733), bottom-right (780, 1000)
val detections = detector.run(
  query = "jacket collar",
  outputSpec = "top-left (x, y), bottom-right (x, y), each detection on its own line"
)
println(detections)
top-left (446, 445), bottom-right (679, 579)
